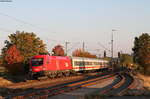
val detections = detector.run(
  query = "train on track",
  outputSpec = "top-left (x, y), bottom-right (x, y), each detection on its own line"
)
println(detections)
top-left (29, 55), bottom-right (110, 78)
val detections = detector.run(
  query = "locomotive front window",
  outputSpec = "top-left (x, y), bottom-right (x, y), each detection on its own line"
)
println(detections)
top-left (31, 58), bottom-right (43, 66)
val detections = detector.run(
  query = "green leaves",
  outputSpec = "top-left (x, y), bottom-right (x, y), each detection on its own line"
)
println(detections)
top-left (119, 54), bottom-right (133, 66)
top-left (1, 31), bottom-right (47, 75)
top-left (2, 31), bottom-right (47, 62)
top-left (132, 33), bottom-right (150, 75)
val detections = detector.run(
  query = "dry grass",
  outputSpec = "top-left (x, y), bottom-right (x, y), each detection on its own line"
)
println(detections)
top-left (136, 73), bottom-right (150, 90)
top-left (0, 77), bottom-right (12, 87)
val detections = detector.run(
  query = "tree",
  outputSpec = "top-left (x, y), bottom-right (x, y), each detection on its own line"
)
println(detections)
top-left (119, 53), bottom-right (133, 67)
top-left (4, 45), bottom-right (24, 75)
top-left (52, 45), bottom-right (65, 56)
top-left (2, 31), bottom-right (47, 61)
top-left (1, 31), bottom-right (47, 73)
top-left (132, 33), bottom-right (150, 75)
top-left (0, 55), bottom-right (2, 65)
top-left (72, 49), bottom-right (97, 58)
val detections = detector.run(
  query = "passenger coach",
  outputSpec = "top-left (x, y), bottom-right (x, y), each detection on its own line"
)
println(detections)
top-left (72, 57), bottom-right (109, 71)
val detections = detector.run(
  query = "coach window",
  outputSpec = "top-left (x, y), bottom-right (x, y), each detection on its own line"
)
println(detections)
top-left (79, 61), bottom-right (85, 66)
top-left (94, 62), bottom-right (97, 65)
top-left (86, 62), bottom-right (89, 65)
top-left (103, 62), bottom-right (105, 66)
top-left (87, 62), bottom-right (89, 65)
top-left (97, 62), bottom-right (99, 65)
top-left (95, 62), bottom-right (97, 65)
top-left (74, 61), bottom-right (79, 66)
top-left (89, 62), bottom-right (92, 65)
top-left (99, 62), bottom-right (100, 65)
top-left (104, 62), bottom-right (107, 66)
top-left (85, 62), bottom-right (87, 65)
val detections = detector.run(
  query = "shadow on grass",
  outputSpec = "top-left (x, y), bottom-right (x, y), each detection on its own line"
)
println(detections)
top-left (0, 71), bottom-right (28, 83)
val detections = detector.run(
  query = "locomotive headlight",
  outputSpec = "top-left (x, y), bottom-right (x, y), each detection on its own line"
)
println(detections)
top-left (42, 67), bottom-right (46, 70)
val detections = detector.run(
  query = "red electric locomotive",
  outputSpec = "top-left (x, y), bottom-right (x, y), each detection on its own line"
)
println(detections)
top-left (30, 55), bottom-right (72, 78)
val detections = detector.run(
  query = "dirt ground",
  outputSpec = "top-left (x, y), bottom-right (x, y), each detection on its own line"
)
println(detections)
top-left (136, 73), bottom-right (150, 90)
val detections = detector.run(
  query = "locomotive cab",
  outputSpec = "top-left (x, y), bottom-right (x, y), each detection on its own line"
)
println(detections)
top-left (31, 58), bottom-right (44, 72)
top-left (30, 55), bottom-right (48, 77)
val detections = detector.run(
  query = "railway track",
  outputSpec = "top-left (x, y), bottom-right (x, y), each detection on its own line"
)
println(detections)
top-left (45, 73), bottom-right (136, 99)
top-left (97, 73), bottom-right (135, 96)
top-left (6, 71), bottom-right (111, 89)
top-left (6, 71), bottom-right (116, 99)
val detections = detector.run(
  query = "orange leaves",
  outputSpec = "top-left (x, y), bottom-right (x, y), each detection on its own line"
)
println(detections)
top-left (3, 31), bottom-right (47, 62)
top-left (5, 45), bottom-right (24, 64)
top-left (4, 45), bottom-right (24, 75)
top-left (52, 45), bottom-right (65, 56)
top-left (72, 49), bottom-right (97, 58)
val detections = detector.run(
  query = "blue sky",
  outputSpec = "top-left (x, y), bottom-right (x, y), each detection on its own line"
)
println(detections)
top-left (0, 0), bottom-right (150, 57)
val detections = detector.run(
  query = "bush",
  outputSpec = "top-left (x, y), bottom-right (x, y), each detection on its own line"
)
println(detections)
top-left (137, 65), bottom-right (144, 74)
top-left (5, 63), bottom-right (24, 75)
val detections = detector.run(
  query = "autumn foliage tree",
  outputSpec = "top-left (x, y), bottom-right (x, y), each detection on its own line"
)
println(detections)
top-left (2, 31), bottom-right (47, 73)
top-left (72, 49), bottom-right (97, 58)
top-left (4, 45), bottom-right (24, 75)
top-left (52, 45), bottom-right (65, 56)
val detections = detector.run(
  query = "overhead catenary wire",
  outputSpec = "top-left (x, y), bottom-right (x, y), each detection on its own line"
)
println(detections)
top-left (97, 42), bottom-right (111, 53)
top-left (0, 12), bottom-right (117, 57)
top-left (0, 12), bottom-right (53, 32)
top-left (67, 42), bottom-right (80, 52)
